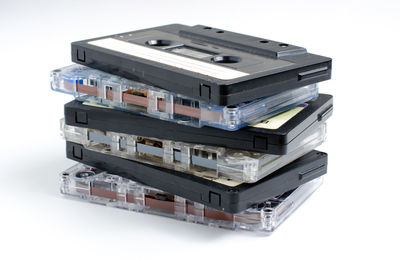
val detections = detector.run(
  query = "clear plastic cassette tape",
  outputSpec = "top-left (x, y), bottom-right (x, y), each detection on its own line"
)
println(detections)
top-left (60, 163), bottom-right (323, 234)
top-left (61, 118), bottom-right (326, 183)
top-left (51, 64), bottom-right (318, 130)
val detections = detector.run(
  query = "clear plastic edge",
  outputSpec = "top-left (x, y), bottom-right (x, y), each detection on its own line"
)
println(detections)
top-left (61, 118), bottom-right (326, 183)
top-left (51, 64), bottom-right (318, 131)
top-left (60, 163), bottom-right (324, 234)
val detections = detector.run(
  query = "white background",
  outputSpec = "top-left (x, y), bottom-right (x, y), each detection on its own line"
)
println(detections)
top-left (1, 0), bottom-right (399, 264)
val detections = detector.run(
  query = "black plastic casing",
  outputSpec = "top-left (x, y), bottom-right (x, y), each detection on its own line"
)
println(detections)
top-left (64, 94), bottom-right (332, 154)
top-left (71, 24), bottom-right (332, 105)
top-left (66, 142), bottom-right (327, 214)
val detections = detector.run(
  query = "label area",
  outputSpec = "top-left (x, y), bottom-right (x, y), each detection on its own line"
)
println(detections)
top-left (88, 38), bottom-right (249, 80)
top-left (251, 103), bottom-right (308, 129)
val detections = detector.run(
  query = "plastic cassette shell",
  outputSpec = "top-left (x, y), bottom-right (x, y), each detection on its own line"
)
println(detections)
top-left (62, 118), bottom-right (326, 183)
top-left (66, 143), bottom-right (328, 213)
top-left (71, 24), bottom-right (331, 105)
top-left (51, 64), bottom-right (318, 131)
top-left (60, 163), bottom-right (323, 233)
top-left (64, 94), bottom-right (332, 154)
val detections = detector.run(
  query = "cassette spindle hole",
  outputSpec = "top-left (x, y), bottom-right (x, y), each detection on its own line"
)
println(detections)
top-left (203, 27), bottom-right (212, 30)
top-left (263, 207), bottom-right (274, 213)
top-left (76, 171), bottom-right (95, 178)
top-left (216, 30), bottom-right (224, 33)
top-left (211, 56), bottom-right (241, 64)
top-left (259, 40), bottom-right (269, 43)
top-left (279, 43), bottom-right (289, 47)
top-left (145, 40), bottom-right (172, 47)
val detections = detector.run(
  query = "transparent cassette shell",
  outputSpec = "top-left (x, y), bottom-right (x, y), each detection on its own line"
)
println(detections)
top-left (61, 118), bottom-right (326, 183)
top-left (60, 163), bottom-right (323, 234)
top-left (51, 64), bottom-right (319, 131)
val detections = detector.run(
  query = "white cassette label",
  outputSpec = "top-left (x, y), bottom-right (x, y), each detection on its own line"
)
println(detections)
top-left (88, 38), bottom-right (249, 80)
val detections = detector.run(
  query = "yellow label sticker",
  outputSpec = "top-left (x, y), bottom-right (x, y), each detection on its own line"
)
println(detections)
top-left (251, 104), bottom-right (308, 130)
top-left (82, 101), bottom-right (113, 109)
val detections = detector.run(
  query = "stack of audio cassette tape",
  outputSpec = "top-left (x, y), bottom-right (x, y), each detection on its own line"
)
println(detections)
top-left (51, 24), bottom-right (333, 234)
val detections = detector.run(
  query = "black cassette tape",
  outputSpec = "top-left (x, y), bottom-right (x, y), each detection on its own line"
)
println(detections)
top-left (66, 141), bottom-right (328, 214)
top-left (64, 94), bottom-right (332, 154)
top-left (71, 24), bottom-right (331, 105)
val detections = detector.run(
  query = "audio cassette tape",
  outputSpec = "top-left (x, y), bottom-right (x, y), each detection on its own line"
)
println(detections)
top-left (71, 24), bottom-right (331, 105)
top-left (51, 64), bottom-right (318, 130)
top-left (61, 163), bottom-right (323, 234)
top-left (66, 142), bottom-right (328, 213)
top-left (64, 94), bottom-right (332, 154)
top-left (62, 118), bottom-right (326, 183)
